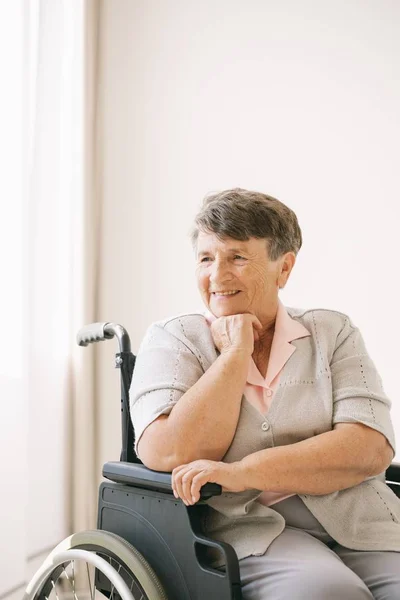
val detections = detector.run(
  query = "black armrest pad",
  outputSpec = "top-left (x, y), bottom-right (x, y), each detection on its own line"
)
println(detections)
top-left (103, 461), bottom-right (222, 499)
top-left (386, 462), bottom-right (400, 483)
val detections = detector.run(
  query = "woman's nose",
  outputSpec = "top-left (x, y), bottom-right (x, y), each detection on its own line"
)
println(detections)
top-left (210, 260), bottom-right (233, 284)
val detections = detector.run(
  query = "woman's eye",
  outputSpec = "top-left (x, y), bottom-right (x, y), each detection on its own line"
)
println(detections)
top-left (234, 255), bottom-right (245, 260)
top-left (200, 257), bottom-right (212, 262)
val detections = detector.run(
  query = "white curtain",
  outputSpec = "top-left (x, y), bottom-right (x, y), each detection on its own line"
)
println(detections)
top-left (27, 0), bottom-right (101, 544)
top-left (0, 1), bottom-right (100, 596)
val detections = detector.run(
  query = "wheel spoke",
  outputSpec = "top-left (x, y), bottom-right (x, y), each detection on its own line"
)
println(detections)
top-left (50, 579), bottom-right (60, 600)
top-left (109, 563), bottom-right (121, 600)
top-left (86, 562), bottom-right (95, 600)
top-left (61, 564), bottom-right (80, 600)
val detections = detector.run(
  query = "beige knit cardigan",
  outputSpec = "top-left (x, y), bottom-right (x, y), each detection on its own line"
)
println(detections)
top-left (130, 306), bottom-right (400, 567)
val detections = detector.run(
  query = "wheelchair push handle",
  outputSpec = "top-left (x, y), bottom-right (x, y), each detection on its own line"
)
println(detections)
top-left (77, 322), bottom-right (131, 353)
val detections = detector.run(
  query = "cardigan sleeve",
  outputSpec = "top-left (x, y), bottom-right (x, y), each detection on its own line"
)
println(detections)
top-left (129, 321), bottom-right (204, 458)
top-left (331, 316), bottom-right (396, 455)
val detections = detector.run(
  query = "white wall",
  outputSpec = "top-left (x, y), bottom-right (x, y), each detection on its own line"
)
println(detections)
top-left (96, 0), bottom-right (400, 471)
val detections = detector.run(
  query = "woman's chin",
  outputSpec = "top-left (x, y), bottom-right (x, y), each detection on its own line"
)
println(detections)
top-left (205, 294), bottom-right (248, 317)
top-left (210, 305), bottom-right (244, 317)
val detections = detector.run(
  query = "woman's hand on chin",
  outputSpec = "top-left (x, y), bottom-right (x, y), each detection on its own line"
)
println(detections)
top-left (171, 459), bottom-right (247, 506)
top-left (210, 313), bottom-right (262, 355)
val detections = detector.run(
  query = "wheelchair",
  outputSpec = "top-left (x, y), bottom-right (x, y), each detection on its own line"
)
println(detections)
top-left (24, 322), bottom-right (400, 600)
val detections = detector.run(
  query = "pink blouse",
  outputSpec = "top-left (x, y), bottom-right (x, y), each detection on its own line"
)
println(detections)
top-left (204, 299), bottom-right (311, 505)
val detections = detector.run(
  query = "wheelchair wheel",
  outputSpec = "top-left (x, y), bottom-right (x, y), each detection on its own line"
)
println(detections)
top-left (24, 529), bottom-right (168, 600)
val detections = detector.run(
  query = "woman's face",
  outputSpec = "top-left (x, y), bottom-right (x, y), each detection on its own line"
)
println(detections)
top-left (195, 231), bottom-right (295, 320)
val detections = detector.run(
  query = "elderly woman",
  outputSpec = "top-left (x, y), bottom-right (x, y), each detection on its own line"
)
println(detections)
top-left (130, 188), bottom-right (400, 600)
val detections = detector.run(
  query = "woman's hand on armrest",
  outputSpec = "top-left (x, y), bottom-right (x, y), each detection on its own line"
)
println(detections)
top-left (171, 459), bottom-right (246, 505)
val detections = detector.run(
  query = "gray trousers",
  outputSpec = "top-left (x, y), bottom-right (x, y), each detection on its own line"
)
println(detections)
top-left (238, 495), bottom-right (400, 600)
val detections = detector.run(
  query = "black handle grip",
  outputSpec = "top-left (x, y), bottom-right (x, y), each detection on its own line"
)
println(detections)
top-left (77, 322), bottom-right (113, 347)
top-left (386, 462), bottom-right (400, 483)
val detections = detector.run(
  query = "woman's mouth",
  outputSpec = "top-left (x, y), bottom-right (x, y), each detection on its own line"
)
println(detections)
top-left (211, 290), bottom-right (241, 298)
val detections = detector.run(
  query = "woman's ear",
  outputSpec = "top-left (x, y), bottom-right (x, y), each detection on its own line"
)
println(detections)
top-left (277, 252), bottom-right (296, 288)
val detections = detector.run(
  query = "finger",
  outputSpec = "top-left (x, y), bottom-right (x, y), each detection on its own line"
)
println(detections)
top-left (252, 316), bottom-right (263, 330)
top-left (174, 470), bottom-right (187, 504)
top-left (181, 468), bottom-right (197, 505)
top-left (174, 466), bottom-right (195, 506)
top-left (172, 465), bottom-right (188, 501)
top-left (190, 471), bottom-right (210, 504)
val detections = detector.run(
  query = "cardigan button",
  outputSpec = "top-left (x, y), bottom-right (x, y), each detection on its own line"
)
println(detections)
top-left (261, 421), bottom-right (270, 431)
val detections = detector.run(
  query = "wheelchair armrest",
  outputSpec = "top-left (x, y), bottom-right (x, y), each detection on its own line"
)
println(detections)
top-left (102, 461), bottom-right (222, 500)
top-left (386, 461), bottom-right (400, 483)
top-left (103, 461), bottom-right (400, 499)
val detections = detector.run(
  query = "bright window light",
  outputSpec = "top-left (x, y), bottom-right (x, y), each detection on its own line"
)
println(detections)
top-left (0, 1), bottom-right (23, 378)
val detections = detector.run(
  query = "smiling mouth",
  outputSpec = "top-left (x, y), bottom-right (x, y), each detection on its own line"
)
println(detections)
top-left (211, 291), bottom-right (241, 297)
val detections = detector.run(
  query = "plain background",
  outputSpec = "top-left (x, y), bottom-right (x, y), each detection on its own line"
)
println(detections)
top-left (96, 0), bottom-right (400, 472)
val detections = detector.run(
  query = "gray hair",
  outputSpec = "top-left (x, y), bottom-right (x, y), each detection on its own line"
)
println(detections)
top-left (190, 188), bottom-right (302, 261)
